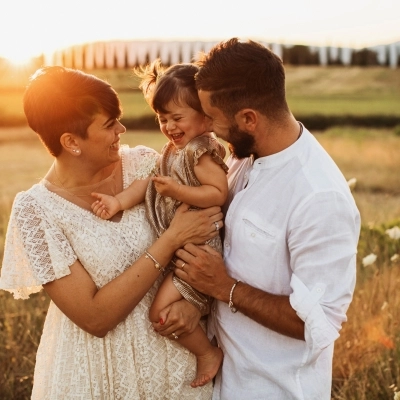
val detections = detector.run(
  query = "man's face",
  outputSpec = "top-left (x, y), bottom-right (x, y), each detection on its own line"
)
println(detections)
top-left (198, 90), bottom-right (255, 159)
top-left (226, 123), bottom-right (256, 159)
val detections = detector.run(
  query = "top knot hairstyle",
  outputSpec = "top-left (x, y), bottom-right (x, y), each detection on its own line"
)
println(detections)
top-left (23, 66), bottom-right (122, 156)
top-left (195, 38), bottom-right (289, 120)
top-left (134, 59), bottom-right (204, 115)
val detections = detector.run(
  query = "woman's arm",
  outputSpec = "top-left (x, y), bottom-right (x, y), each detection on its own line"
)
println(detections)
top-left (152, 154), bottom-right (228, 207)
top-left (43, 204), bottom-right (223, 338)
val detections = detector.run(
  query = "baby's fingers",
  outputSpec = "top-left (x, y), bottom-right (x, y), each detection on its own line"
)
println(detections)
top-left (92, 200), bottom-right (104, 214)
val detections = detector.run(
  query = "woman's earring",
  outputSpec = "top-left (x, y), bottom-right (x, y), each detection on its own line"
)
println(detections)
top-left (73, 149), bottom-right (81, 155)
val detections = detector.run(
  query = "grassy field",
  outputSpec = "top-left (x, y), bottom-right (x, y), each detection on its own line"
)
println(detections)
top-left (1, 66), bottom-right (400, 125)
top-left (1, 63), bottom-right (400, 399)
top-left (0, 124), bottom-right (400, 398)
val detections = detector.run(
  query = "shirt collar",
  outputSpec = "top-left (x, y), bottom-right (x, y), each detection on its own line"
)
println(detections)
top-left (252, 124), bottom-right (309, 170)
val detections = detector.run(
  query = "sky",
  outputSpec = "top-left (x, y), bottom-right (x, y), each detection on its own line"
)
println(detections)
top-left (1, 0), bottom-right (399, 64)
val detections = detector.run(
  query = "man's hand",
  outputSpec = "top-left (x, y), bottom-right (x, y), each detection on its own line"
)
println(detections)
top-left (174, 244), bottom-right (234, 301)
top-left (174, 244), bottom-right (305, 340)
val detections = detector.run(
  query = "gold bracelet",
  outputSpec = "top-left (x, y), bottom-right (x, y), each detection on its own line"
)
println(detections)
top-left (228, 280), bottom-right (241, 313)
top-left (144, 250), bottom-right (164, 273)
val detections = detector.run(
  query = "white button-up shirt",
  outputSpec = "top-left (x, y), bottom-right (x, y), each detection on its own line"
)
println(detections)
top-left (211, 127), bottom-right (361, 400)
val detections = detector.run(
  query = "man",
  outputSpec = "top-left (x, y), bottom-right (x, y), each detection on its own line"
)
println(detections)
top-left (174, 38), bottom-right (361, 399)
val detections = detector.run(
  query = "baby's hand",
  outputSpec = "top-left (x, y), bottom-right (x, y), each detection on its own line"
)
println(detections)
top-left (152, 176), bottom-right (180, 198)
top-left (91, 192), bottom-right (122, 220)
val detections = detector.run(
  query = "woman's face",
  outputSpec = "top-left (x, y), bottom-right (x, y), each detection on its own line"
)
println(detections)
top-left (79, 112), bottom-right (126, 167)
top-left (157, 101), bottom-right (210, 150)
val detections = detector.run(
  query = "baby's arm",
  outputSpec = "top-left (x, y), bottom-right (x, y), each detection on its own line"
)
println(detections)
top-left (91, 177), bottom-right (150, 219)
top-left (152, 154), bottom-right (228, 208)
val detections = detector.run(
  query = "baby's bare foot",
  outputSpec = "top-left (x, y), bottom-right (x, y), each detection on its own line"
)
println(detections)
top-left (191, 347), bottom-right (223, 388)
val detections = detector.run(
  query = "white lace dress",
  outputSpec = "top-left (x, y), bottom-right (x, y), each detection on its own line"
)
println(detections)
top-left (0, 145), bottom-right (212, 400)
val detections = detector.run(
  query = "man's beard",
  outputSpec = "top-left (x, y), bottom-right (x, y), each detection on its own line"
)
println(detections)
top-left (227, 123), bottom-right (256, 159)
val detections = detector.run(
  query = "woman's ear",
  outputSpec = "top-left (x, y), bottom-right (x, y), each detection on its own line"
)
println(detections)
top-left (234, 109), bottom-right (258, 132)
top-left (60, 133), bottom-right (81, 156)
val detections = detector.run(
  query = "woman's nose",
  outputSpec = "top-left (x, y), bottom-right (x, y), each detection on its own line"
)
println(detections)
top-left (117, 120), bottom-right (126, 134)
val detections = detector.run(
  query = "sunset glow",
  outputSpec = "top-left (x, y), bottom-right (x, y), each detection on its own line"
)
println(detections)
top-left (2, 47), bottom-right (38, 67)
top-left (1, 0), bottom-right (399, 64)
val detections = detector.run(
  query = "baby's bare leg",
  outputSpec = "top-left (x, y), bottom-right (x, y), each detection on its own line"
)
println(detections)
top-left (149, 272), bottom-right (182, 323)
top-left (150, 272), bottom-right (223, 387)
top-left (177, 324), bottom-right (223, 388)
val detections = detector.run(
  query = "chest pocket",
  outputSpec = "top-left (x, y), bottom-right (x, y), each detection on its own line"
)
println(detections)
top-left (236, 214), bottom-right (279, 283)
top-left (243, 216), bottom-right (277, 243)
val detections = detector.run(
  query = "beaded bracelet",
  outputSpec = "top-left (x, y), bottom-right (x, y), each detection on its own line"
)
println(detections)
top-left (228, 280), bottom-right (241, 313)
top-left (144, 250), bottom-right (164, 273)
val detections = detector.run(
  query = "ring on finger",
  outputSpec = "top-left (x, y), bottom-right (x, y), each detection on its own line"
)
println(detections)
top-left (180, 262), bottom-right (186, 271)
top-left (172, 332), bottom-right (179, 340)
top-left (214, 221), bottom-right (220, 231)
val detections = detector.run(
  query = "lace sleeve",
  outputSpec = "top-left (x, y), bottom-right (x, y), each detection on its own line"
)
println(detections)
top-left (0, 191), bottom-right (77, 299)
top-left (123, 145), bottom-right (160, 183)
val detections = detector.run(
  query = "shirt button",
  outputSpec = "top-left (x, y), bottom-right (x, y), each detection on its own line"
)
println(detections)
top-left (251, 233), bottom-right (256, 237)
top-left (225, 242), bottom-right (230, 248)
top-left (316, 288), bottom-right (322, 293)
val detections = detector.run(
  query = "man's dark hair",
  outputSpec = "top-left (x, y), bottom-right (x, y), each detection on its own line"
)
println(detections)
top-left (195, 38), bottom-right (289, 119)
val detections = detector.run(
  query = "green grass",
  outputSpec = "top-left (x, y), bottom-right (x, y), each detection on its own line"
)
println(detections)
top-left (287, 95), bottom-right (400, 116)
top-left (284, 66), bottom-right (400, 117)
top-left (2, 66), bottom-right (400, 126)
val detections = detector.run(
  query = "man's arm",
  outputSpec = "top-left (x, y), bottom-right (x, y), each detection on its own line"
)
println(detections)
top-left (174, 244), bottom-right (305, 340)
top-left (175, 190), bottom-right (359, 346)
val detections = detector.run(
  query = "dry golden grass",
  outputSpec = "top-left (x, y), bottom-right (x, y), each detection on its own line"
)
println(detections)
top-left (0, 126), bottom-right (399, 399)
top-left (316, 128), bottom-right (400, 193)
top-left (314, 127), bottom-right (400, 225)
top-left (332, 242), bottom-right (400, 399)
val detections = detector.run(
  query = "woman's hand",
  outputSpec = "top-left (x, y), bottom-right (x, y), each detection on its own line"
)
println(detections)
top-left (152, 299), bottom-right (201, 338)
top-left (165, 203), bottom-right (224, 248)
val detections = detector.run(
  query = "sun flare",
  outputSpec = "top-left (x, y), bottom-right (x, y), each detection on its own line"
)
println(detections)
top-left (0, 43), bottom-right (40, 67)
top-left (4, 54), bottom-right (36, 67)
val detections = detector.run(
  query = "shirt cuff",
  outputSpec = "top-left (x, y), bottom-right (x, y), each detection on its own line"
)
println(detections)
top-left (290, 273), bottom-right (340, 349)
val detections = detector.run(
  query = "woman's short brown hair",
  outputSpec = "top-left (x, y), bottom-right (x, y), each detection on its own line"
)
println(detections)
top-left (23, 66), bottom-right (122, 156)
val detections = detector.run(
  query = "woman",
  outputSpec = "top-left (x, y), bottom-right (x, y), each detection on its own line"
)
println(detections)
top-left (0, 66), bottom-right (223, 399)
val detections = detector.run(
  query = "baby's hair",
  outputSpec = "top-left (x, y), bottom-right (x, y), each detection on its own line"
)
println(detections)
top-left (134, 59), bottom-right (203, 115)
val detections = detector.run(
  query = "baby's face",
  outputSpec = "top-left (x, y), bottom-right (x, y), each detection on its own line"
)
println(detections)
top-left (157, 101), bottom-right (208, 150)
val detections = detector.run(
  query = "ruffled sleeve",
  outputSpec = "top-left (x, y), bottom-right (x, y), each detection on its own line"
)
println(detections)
top-left (0, 190), bottom-right (77, 299)
top-left (185, 136), bottom-right (228, 174)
